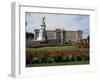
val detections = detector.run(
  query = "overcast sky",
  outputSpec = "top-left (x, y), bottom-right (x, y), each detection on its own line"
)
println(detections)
top-left (25, 12), bottom-right (90, 38)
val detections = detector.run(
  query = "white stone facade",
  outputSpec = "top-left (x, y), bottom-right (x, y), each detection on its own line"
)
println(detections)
top-left (34, 29), bottom-right (83, 43)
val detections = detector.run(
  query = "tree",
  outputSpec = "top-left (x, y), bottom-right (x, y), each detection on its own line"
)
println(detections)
top-left (87, 35), bottom-right (90, 41)
top-left (26, 32), bottom-right (34, 40)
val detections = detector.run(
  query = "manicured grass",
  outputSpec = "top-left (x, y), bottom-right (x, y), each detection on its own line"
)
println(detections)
top-left (26, 61), bottom-right (89, 67)
top-left (27, 45), bottom-right (88, 52)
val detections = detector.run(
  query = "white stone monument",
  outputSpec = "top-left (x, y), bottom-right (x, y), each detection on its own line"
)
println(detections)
top-left (37, 17), bottom-right (47, 42)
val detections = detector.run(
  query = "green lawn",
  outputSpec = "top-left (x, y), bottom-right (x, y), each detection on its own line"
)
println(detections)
top-left (27, 45), bottom-right (88, 52)
top-left (26, 61), bottom-right (89, 67)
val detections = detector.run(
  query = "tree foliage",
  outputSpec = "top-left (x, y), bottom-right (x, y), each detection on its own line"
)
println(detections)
top-left (26, 32), bottom-right (34, 40)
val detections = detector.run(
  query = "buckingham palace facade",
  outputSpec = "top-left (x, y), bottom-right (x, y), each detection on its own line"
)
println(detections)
top-left (34, 28), bottom-right (83, 43)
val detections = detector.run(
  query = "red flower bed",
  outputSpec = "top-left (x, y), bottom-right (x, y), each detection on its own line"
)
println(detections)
top-left (26, 47), bottom-right (89, 64)
top-left (26, 49), bottom-right (89, 57)
top-left (61, 49), bottom-right (89, 55)
top-left (26, 51), bottom-right (33, 57)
